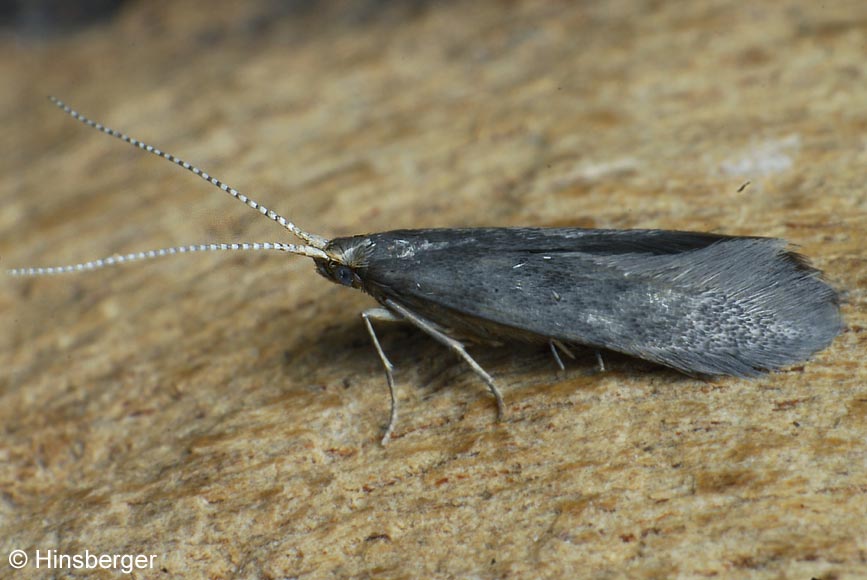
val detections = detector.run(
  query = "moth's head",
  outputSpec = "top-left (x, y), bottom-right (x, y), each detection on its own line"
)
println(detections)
top-left (314, 236), bottom-right (374, 289)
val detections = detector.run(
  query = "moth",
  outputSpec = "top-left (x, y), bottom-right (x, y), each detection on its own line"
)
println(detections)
top-left (10, 98), bottom-right (843, 444)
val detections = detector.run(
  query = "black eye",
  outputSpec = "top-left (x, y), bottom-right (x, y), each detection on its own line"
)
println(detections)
top-left (334, 265), bottom-right (354, 287)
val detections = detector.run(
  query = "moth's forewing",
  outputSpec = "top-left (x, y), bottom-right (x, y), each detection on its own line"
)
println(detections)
top-left (350, 228), bottom-right (841, 377)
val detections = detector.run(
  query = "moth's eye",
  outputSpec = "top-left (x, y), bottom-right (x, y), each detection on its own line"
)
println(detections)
top-left (334, 265), bottom-right (355, 287)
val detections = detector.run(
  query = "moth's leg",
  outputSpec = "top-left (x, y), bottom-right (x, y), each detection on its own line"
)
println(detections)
top-left (549, 340), bottom-right (565, 372)
top-left (549, 339), bottom-right (575, 372)
top-left (595, 351), bottom-right (606, 373)
top-left (384, 298), bottom-right (505, 420)
top-left (362, 307), bottom-right (402, 445)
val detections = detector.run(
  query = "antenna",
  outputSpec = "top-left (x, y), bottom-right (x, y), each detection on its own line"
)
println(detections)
top-left (7, 98), bottom-right (332, 277)
top-left (48, 97), bottom-right (328, 248)
top-left (7, 243), bottom-right (327, 277)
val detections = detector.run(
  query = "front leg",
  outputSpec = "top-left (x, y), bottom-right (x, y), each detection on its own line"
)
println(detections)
top-left (361, 307), bottom-right (403, 445)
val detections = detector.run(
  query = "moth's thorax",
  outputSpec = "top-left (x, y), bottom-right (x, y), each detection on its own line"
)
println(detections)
top-left (314, 235), bottom-right (375, 289)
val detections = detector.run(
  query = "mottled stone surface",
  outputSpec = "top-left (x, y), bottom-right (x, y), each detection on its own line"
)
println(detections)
top-left (1, 1), bottom-right (865, 578)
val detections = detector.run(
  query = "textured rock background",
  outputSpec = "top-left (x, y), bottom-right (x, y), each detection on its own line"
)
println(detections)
top-left (1, 1), bottom-right (865, 577)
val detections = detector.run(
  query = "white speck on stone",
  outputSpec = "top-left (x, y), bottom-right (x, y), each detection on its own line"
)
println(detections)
top-left (720, 135), bottom-right (800, 177)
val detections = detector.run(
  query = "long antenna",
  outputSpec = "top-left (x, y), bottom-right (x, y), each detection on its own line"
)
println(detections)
top-left (48, 96), bottom-right (329, 249)
top-left (7, 98), bottom-right (335, 278)
top-left (7, 243), bottom-right (328, 277)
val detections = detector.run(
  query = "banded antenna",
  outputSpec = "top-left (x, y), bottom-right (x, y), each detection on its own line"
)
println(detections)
top-left (7, 97), bottom-right (330, 277)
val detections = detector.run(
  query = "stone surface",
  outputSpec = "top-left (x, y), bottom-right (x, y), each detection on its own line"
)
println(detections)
top-left (1, 1), bottom-right (865, 578)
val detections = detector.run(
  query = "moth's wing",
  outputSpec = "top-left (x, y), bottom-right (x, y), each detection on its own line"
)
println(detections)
top-left (361, 229), bottom-right (840, 377)
top-left (363, 227), bottom-right (739, 257)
